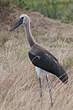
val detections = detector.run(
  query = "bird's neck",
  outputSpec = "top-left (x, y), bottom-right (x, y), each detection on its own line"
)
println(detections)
top-left (24, 23), bottom-right (34, 47)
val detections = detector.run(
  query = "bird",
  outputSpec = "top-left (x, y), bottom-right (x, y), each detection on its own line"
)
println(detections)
top-left (10, 14), bottom-right (68, 106)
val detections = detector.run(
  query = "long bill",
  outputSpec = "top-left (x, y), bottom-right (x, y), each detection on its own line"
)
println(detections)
top-left (9, 18), bottom-right (23, 32)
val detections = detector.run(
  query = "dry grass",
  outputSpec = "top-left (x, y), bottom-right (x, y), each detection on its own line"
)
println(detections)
top-left (62, 56), bottom-right (73, 69)
top-left (0, 11), bottom-right (73, 110)
top-left (0, 33), bottom-right (10, 47)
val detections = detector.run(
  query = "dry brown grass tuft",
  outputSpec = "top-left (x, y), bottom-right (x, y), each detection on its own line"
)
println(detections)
top-left (62, 56), bottom-right (73, 69)
top-left (0, 33), bottom-right (10, 47)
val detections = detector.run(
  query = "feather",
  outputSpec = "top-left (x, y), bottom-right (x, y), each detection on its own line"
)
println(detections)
top-left (28, 44), bottom-right (68, 83)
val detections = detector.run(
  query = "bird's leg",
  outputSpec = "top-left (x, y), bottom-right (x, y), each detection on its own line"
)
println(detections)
top-left (46, 75), bottom-right (53, 106)
top-left (38, 77), bottom-right (42, 97)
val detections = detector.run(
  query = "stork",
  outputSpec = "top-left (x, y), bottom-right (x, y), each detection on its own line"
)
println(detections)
top-left (10, 14), bottom-right (68, 106)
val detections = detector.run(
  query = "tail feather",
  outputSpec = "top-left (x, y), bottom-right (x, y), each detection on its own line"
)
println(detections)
top-left (57, 65), bottom-right (68, 83)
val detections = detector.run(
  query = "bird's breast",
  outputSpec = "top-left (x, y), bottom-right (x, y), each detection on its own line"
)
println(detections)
top-left (35, 66), bottom-right (48, 78)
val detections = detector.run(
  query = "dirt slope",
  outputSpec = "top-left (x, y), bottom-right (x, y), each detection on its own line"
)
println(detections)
top-left (0, 10), bottom-right (73, 110)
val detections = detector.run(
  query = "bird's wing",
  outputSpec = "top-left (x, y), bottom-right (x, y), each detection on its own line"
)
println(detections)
top-left (28, 50), bottom-right (59, 74)
top-left (28, 42), bottom-right (68, 83)
top-left (28, 50), bottom-right (68, 83)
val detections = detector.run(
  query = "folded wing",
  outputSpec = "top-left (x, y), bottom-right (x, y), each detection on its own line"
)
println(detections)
top-left (28, 48), bottom-right (68, 83)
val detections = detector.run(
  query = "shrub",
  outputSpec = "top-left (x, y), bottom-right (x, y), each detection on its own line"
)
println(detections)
top-left (12, 0), bottom-right (73, 23)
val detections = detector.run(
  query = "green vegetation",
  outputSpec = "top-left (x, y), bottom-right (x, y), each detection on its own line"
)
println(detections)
top-left (0, 0), bottom-right (73, 23)
top-left (0, 0), bottom-right (10, 8)
top-left (13, 0), bottom-right (73, 23)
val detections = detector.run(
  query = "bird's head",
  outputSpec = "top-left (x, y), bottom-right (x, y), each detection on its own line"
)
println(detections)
top-left (10, 14), bottom-right (30, 32)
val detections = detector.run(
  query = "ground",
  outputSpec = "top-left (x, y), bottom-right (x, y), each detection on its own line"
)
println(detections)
top-left (0, 9), bottom-right (73, 110)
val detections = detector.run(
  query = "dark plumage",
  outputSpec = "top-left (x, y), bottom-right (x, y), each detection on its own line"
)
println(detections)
top-left (28, 44), bottom-right (68, 83)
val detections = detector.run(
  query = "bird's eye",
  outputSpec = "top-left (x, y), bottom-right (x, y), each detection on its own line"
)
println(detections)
top-left (21, 17), bottom-right (24, 19)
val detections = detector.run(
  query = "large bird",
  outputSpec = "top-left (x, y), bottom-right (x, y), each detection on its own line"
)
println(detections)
top-left (10, 14), bottom-right (68, 106)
